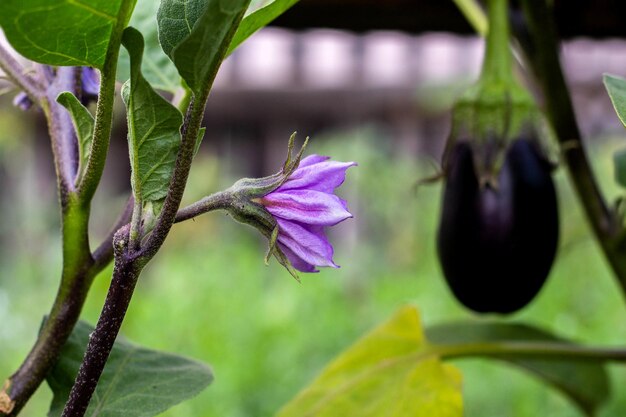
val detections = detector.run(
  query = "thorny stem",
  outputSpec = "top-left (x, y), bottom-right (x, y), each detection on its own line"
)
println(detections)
top-left (518, 1), bottom-right (626, 291)
top-left (0, 43), bottom-right (44, 102)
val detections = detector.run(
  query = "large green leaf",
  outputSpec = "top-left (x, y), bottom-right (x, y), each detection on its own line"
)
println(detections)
top-left (0, 0), bottom-right (135, 68)
top-left (46, 320), bottom-right (213, 417)
top-left (604, 74), bottom-right (626, 128)
top-left (122, 27), bottom-right (183, 203)
top-left (227, 0), bottom-right (299, 55)
top-left (157, 0), bottom-right (251, 94)
top-left (277, 306), bottom-right (463, 417)
top-left (118, 0), bottom-right (181, 92)
top-left (56, 92), bottom-right (94, 181)
top-left (426, 322), bottom-right (610, 416)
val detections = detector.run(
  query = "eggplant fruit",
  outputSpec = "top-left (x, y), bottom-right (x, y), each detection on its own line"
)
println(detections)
top-left (437, 139), bottom-right (559, 313)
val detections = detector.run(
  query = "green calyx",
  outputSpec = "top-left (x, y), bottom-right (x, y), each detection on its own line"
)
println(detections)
top-left (230, 132), bottom-right (308, 198)
top-left (222, 133), bottom-right (309, 281)
top-left (446, 0), bottom-right (546, 184)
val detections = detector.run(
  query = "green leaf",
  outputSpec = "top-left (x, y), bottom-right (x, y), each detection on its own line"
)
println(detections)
top-left (614, 148), bottom-right (626, 188)
top-left (56, 92), bottom-right (94, 181)
top-left (604, 74), bottom-right (626, 128)
top-left (46, 320), bottom-right (213, 417)
top-left (0, 0), bottom-right (135, 68)
top-left (122, 27), bottom-right (183, 203)
top-left (277, 306), bottom-right (463, 417)
top-left (426, 322), bottom-right (610, 416)
top-left (118, 0), bottom-right (182, 92)
top-left (227, 0), bottom-right (299, 55)
top-left (157, 0), bottom-right (251, 94)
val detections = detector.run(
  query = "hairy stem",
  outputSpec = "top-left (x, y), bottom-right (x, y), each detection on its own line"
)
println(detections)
top-left (140, 95), bottom-right (209, 260)
top-left (175, 190), bottom-right (232, 223)
top-left (518, 1), bottom-right (626, 290)
top-left (0, 43), bottom-right (44, 101)
top-left (1, 198), bottom-right (93, 416)
top-left (77, 0), bottom-right (135, 200)
top-left (62, 228), bottom-right (141, 417)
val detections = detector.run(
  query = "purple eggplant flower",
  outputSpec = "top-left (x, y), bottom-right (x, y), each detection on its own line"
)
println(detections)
top-left (13, 91), bottom-right (33, 111)
top-left (81, 67), bottom-right (100, 97)
top-left (259, 155), bottom-right (356, 272)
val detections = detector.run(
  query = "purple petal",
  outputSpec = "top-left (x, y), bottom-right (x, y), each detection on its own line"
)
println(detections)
top-left (275, 218), bottom-right (338, 269)
top-left (81, 67), bottom-right (100, 96)
top-left (262, 189), bottom-right (352, 226)
top-left (279, 159), bottom-right (356, 193)
top-left (297, 154), bottom-right (329, 168)
top-left (13, 92), bottom-right (33, 111)
top-left (278, 242), bottom-right (318, 273)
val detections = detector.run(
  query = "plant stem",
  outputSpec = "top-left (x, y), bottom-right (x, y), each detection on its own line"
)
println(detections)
top-left (60, 90), bottom-right (211, 417)
top-left (41, 67), bottom-right (81, 193)
top-left (518, 1), bottom-right (626, 290)
top-left (62, 227), bottom-right (141, 417)
top-left (77, 0), bottom-right (135, 200)
top-left (175, 190), bottom-right (232, 223)
top-left (1, 3), bottom-right (136, 414)
top-left (92, 196), bottom-right (134, 269)
top-left (452, 0), bottom-right (488, 36)
top-left (436, 341), bottom-right (626, 362)
top-left (0, 43), bottom-right (44, 102)
top-left (481, 0), bottom-right (512, 84)
top-left (140, 94), bottom-right (209, 260)
top-left (1, 197), bottom-right (94, 416)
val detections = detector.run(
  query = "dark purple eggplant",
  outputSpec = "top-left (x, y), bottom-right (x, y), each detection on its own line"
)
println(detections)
top-left (437, 139), bottom-right (559, 313)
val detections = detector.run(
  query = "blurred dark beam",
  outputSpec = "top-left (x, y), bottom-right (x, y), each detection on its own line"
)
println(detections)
top-left (271, 0), bottom-right (626, 39)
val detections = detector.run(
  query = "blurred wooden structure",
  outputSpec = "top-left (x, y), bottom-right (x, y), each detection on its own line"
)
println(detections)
top-left (272, 0), bottom-right (626, 39)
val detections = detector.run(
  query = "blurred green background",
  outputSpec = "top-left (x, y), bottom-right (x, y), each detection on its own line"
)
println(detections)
top-left (2, 93), bottom-right (626, 417)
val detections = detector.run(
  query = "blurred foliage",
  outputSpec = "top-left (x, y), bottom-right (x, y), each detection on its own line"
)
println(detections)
top-left (1, 99), bottom-right (626, 417)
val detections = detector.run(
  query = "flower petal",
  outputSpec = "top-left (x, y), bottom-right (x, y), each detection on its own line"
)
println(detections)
top-left (279, 158), bottom-right (356, 193)
top-left (81, 67), bottom-right (100, 96)
top-left (275, 218), bottom-right (338, 269)
top-left (278, 242), bottom-right (318, 273)
top-left (297, 154), bottom-right (329, 168)
top-left (262, 189), bottom-right (352, 226)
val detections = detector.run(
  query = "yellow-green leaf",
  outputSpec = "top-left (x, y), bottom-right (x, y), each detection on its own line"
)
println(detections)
top-left (277, 306), bottom-right (463, 417)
